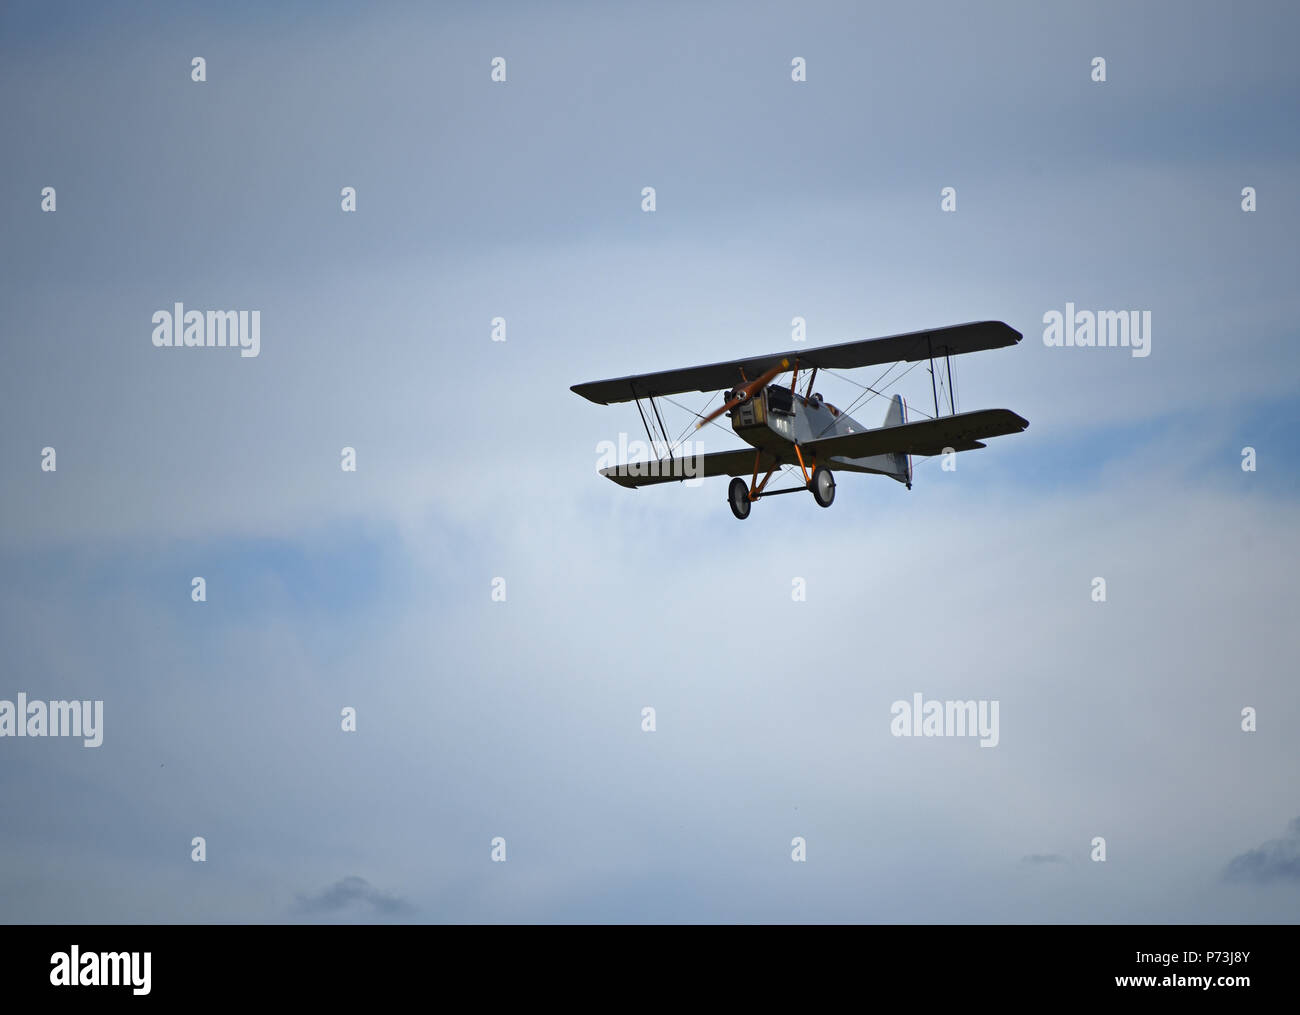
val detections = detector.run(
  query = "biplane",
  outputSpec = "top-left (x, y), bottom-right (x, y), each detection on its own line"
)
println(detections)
top-left (571, 321), bottom-right (1029, 520)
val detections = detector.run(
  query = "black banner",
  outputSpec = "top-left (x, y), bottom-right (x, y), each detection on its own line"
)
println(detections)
top-left (0, 925), bottom-right (1285, 1002)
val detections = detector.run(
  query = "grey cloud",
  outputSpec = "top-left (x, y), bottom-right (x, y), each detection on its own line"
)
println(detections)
top-left (293, 876), bottom-right (416, 917)
top-left (1020, 854), bottom-right (1066, 866)
top-left (1223, 818), bottom-right (1300, 884)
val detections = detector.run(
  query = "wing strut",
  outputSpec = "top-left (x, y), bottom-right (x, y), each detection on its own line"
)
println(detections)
top-left (649, 396), bottom-right (671, 460)
top-left (631, 382), bottom-right (674, 460)
top-left (632, 396), bottom-right (656, 451)
top-left (927, 335), bottom-right (940, 418)
top-left (925, 336), bottom-right (959, 416)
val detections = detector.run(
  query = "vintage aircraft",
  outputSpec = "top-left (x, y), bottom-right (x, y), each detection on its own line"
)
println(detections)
top-left (571, 321), bottom-right (1029, 519)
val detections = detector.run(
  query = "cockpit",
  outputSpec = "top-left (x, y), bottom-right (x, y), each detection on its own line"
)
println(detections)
top-left (766, 384), bottom-right (795, 415)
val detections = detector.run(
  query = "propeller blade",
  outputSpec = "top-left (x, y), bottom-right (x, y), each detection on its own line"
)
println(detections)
top-left (695, 359), bottom-right (788, 429)
top-left (696, 394), bottom-right (743, 429)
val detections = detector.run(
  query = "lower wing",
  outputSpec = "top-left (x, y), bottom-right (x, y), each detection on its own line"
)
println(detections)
top-left (804, 408), bottom-right (1028, 459)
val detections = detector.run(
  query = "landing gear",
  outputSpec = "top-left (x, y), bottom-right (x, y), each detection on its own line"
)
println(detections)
top-left (727, 455), bottom-right (833, 518)
top-left (728, 477), bottom-right (752, 520)
top-left (811, 466), bottom-right (835, 508)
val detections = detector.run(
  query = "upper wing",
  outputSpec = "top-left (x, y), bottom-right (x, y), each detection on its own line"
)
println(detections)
top-left (571, 321), bottom-right (1021, 405)
top-left (600, 448), bottom-right (775, 488)
top-left (804, 408), bottom-right (1029, 459)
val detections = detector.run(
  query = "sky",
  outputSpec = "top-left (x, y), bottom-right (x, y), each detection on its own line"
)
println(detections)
top-left (1, 0), bottom-right (1297, 923)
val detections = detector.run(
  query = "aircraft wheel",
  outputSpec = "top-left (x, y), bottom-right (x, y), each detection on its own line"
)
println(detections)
top-left (811, 466), bottom-right (835, 508)
top-left (728, 477), bottom-right (752, 520)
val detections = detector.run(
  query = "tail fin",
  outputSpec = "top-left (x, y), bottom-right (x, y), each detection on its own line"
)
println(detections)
top-left (881, 395), bottom-right (913, 489)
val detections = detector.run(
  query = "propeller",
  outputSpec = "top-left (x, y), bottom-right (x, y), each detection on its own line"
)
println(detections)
top-left (695, 358), bottom-right (789, 429)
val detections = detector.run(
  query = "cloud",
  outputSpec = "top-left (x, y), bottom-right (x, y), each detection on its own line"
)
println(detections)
top-left (1223, 818), bottom-right (1300, 884)
top-left (1019, 854), bottom-right (1066, 866)
top-left (293, 876), bottom-right (416, 917)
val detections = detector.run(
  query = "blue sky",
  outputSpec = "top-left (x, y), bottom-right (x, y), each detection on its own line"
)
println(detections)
top-left (1, 0), bottom-right (1298, 922)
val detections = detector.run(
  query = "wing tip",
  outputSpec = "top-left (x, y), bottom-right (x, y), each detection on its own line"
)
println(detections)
top-left (982, 320), bottom-right (1024, 345)
top-left (599, 468), bottom-right (641, 489)
top-left (571, 383), bottom-right (610, 405)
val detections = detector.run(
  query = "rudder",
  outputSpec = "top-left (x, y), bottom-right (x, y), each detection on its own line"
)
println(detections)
top-left (881, 394), bottom-right (913, 488)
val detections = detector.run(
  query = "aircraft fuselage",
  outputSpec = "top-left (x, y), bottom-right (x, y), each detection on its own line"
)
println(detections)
top-left (729, 384), bottom-right (910, 484)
